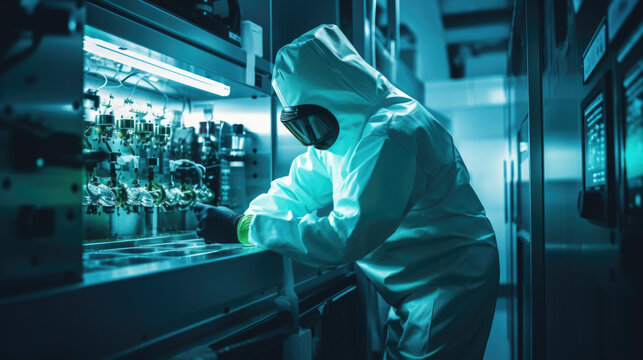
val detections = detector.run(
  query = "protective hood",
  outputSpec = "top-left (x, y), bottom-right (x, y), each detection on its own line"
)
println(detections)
top-left (252, 25), bottom-right (498, 360)
top-left (272, 24), bottom-right (392, 155)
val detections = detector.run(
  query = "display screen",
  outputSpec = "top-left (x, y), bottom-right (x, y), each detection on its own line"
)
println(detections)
top-left (624, 59), bottom-right (643, 210)
top-left (584, 92), bottom-right (607, 188)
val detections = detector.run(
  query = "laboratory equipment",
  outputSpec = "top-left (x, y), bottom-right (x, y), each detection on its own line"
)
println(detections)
top-left (506, 1), bottom-right (643, 358)
top-left (576, 17), bottom-right (616, 227)
top-left (2, 0), bottom-right (269, 312)
top-left (577, 79), bottom-right (615, 226)
top-left (0, 1), bottom-right (367, 359)
top-left (229, 124), bottom-right (247, 211)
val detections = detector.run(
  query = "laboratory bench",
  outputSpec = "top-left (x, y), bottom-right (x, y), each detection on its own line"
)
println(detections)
top-left (0, 234), bottom-right (358, 358)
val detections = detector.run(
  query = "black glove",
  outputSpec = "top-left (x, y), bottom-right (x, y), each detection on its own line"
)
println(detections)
top-left (193, 202), bottom-right (244, 244)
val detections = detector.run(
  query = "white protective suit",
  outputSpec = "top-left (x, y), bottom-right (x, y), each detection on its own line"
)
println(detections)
top-left (246, 24), bottom-right (500, 359)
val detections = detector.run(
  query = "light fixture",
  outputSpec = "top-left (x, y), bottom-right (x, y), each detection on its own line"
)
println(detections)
top-left (83, 36), bottom-right (230, 97)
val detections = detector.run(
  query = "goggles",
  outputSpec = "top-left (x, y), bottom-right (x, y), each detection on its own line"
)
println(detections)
top-left (280, 105), bottom-right (339, 150)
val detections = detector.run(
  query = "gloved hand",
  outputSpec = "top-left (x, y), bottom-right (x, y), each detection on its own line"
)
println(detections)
top-left (193, 202), bottom-right (244, 244)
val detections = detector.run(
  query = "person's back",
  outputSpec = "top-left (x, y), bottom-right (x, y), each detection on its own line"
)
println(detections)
top-left (349, 93), bottom-right (499, 307)
top-left (349, 95), bottom-right (499, 359)
top-left (306, 86), bottom-right (499, 358)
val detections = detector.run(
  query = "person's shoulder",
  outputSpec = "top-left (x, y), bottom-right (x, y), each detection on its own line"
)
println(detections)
top-left (370, 100), bottom-right (432, 146)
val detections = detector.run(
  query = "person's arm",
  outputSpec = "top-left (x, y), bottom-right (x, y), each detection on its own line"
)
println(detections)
top-left (195, 148), bottom-right (333, 245)
top-left (246, 147), bottom-right (334, 219)
top-left (247, 133), bottom-right (422, 267)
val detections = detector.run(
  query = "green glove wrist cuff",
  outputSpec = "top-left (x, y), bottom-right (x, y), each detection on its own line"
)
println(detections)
top-left (237, 214), bottom-right (254, 245)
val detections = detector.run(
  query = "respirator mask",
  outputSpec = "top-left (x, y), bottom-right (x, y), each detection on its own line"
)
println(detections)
top-left (279, 104), bottom-right (339, 150)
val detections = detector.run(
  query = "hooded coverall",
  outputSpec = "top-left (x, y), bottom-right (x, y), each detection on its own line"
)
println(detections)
top-left (243, 24), bottom-right (500, 360)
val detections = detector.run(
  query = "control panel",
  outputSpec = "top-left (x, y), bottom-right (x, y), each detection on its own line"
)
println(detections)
top-left (578, 76), bottom-right (615, 226)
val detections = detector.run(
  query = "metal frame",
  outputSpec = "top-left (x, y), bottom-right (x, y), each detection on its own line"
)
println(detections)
top-left (525, 0), bottom-right (545, 358)
top-left (386, 0), bottom-right (400, 63)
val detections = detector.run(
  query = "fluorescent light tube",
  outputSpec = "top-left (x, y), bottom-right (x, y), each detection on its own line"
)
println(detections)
top-left (84, 36), bottom-right (230, 97)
